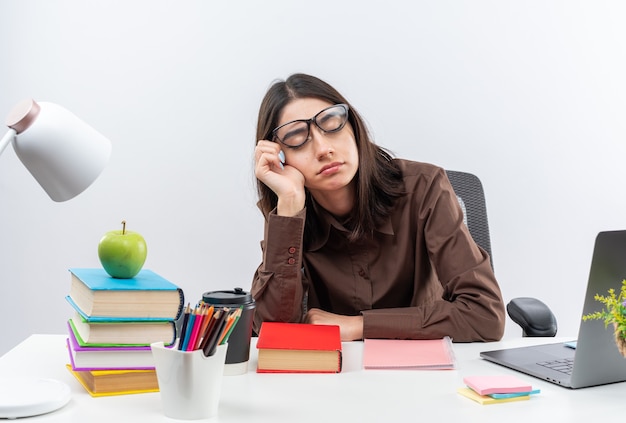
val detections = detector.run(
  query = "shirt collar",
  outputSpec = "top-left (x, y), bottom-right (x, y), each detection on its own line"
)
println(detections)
top-left (307, 199), bottom-right (395, 251)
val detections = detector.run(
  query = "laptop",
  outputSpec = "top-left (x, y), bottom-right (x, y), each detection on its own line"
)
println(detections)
top-left (480, 230), bottom-right (626, 389)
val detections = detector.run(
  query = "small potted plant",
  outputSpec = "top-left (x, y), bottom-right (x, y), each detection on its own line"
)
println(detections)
top-left (582, 279), bottom-right (626, 357)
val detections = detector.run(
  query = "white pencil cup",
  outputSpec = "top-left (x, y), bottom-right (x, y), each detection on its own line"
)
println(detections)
top-left (150, 342), bottom-right (228, 420)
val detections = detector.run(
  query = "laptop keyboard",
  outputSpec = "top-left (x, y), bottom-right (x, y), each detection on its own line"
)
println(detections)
top-left (537, 358), bottom-right (575, 375)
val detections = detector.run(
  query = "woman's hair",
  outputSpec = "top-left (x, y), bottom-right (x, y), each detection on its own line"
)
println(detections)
top-left (255, 73), bottom-right (403, 242)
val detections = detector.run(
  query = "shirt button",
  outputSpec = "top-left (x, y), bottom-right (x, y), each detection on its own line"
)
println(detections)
top-left (288, 258), bottom-right (296, 265)
top-left (358, 269), bottom-right (366, 277)
top-left (288, 247), bottom-right (296, 254)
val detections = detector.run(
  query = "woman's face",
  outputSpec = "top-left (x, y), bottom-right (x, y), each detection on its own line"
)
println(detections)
top-left (276, 98), bottom-right (359, 196)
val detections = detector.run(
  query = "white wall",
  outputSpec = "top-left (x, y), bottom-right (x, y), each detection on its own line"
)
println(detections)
top-left (1, 0), bottom-right (625, 355)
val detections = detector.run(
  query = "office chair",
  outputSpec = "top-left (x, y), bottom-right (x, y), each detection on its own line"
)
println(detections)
top-left (445, 170), bottom-right (558, 337)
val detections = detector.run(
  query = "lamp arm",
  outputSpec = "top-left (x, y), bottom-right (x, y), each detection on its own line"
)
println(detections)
top-left (0, 129), bottom-right (17, 156)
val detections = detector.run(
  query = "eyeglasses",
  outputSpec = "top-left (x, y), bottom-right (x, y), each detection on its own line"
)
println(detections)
top-left (271, 104), bottom-right (349, 148)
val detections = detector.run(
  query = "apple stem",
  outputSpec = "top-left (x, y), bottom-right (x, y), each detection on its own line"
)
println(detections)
top-left (121, 220), bottom-right (126, 235)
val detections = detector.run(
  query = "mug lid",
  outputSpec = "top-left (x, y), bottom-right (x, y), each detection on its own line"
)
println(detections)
top-left (202, 287), bottom-right (252, 305)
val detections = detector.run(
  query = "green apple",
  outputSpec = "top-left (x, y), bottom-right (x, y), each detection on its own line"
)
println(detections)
top-left (98, 220), bottom-right (147, 279)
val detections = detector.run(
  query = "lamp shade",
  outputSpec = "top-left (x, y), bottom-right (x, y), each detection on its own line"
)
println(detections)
top-left (2, 99), bottom-right (111, 202)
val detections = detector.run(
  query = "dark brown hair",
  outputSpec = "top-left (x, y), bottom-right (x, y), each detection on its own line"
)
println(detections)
top-left (255, 73), bottom-right (403, 242)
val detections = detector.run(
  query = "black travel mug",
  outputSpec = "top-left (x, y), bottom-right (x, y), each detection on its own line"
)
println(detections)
top-left (201, 287), bottom-right (256, 375)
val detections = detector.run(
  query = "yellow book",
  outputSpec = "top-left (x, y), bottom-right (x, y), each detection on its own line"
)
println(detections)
top-left (457, 387), bottom-right (530, 405)
top-left (66, 364), bottom-right (159, 397)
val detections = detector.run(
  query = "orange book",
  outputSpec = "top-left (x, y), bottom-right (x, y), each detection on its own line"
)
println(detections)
top-left (256, 322), bottom-right (342, 373)
top-left (362, 337), bottom-right (455, 369)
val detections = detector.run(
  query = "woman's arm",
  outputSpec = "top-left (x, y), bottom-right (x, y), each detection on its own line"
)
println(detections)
top-left (251, 209), bottom-right (307, 334)
top-left (252, 140), bottom-right (309, 333)
top-left (360, 166), bottom-right (505, 342)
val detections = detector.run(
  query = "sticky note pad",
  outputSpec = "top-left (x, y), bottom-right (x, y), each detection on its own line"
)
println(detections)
top-left (457, 387), bottom-right (530, 405)
top-left (489, 389), bottom-right (540, 399)
top-left (463, 375), bottom-right (532, 395)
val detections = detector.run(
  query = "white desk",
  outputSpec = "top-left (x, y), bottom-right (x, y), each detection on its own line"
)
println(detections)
top-left (1, 334), bottom-right (624, 422)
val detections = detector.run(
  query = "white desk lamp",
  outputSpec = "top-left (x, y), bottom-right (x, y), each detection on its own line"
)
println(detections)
top-left (0, 98), bottom-right (111, 201)
top-left (0, 99), bottom-right (111, 418)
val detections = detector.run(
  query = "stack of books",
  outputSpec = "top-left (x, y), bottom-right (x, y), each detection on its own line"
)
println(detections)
top-left (64, 268), bottom-right (184, 397)
top-left (457, 375), bottom-right (541, 404)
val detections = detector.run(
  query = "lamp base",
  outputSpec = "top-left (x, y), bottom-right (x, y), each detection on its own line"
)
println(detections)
top-left (0, 378), bottom-right (71, 419)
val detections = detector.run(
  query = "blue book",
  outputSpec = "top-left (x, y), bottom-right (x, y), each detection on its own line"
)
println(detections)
top-left (66, 268), bottom-right (185, 321)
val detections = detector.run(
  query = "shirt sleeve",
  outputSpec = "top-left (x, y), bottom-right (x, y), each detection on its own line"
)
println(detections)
top-left (361, 167), bottom-right (506, 342)
top-left (251, 208), bottom-right (307, 334)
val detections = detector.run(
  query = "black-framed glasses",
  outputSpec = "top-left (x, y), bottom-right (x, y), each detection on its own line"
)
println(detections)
top-left (271, 104), bottom-right (349, 148)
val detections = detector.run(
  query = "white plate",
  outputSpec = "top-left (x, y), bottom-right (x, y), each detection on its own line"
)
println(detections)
top-left (0, 378), bottom-right (71, 418)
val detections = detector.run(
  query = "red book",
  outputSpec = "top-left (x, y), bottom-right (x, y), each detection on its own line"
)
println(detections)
top-left (256, 322), bottom-right (342, 373)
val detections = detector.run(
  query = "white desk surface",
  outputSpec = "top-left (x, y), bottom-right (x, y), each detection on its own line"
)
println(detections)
top-left (1, 334), bottom-right (625, 422)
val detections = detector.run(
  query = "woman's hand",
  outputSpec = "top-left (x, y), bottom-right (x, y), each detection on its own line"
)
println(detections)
top-left (255, 140), bottom-right (306, 216)
top-left (305, 308), bottom-right (364, 341)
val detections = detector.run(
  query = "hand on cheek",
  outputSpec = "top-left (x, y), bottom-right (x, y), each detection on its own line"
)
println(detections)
top-left (255, 141), bottom-right (306, 215)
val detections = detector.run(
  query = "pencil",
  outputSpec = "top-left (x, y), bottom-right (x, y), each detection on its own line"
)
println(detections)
top-left (180, 308), bottom-right (197, 351)
top-left (217, 313), bottom-right (235, 346)
top-left (195, 305), bottom-right (214, 350)
top-left (203, 309), bottom-right (228, 357)
top-left (177, 303), bottom-right (191, 350)
top-left (219, 307), bottom-right (242, 345)
top-left (186, 305), bottom-right (205, 351)
top-left (198, 309), bottom-right (221, 352)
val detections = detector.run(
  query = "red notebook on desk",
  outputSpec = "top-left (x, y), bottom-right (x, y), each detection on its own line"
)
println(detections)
top-left (256, 322), bottom-right (342, 373)
top-left (362, 337), bottom-right (455, 370)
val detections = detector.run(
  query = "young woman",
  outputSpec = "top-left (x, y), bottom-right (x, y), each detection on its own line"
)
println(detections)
top-left (252, 73), bottom-right (505, 342)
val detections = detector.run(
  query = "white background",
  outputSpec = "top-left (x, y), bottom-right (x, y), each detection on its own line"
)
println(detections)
top-left (1, 0), bottom-right (625, 355)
